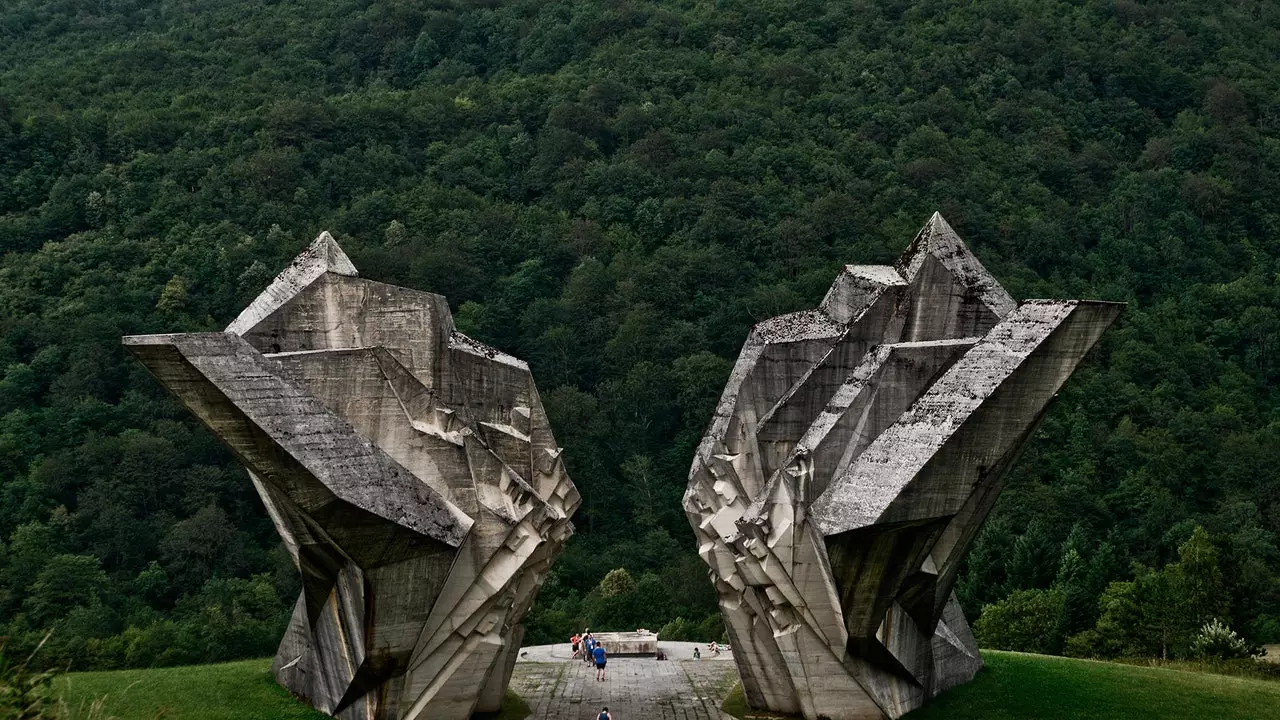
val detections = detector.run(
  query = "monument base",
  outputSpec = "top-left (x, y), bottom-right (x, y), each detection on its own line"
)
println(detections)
top-left (593, 631), bottom-right (659, 656)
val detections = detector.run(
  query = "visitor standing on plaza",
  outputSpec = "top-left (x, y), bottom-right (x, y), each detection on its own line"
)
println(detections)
top-left (593, 642), bottom-right (608, 681)
top-left (571, 632), bottom-right (580, 659)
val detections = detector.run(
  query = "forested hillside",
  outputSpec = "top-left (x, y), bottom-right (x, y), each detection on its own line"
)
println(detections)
top-left (2, 0), bottom-right (1280, 669)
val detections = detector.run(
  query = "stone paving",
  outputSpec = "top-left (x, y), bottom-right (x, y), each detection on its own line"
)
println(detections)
top-left (512, 643), bottom-right (740, 720)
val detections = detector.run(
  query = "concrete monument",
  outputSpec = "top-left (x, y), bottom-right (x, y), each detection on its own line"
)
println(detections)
top-left (125, 232), bottom-right (579, 719)
top-left (684, 213), bottom-right (1121, 720)
top-left (592, 631), bottom-right (659, 656)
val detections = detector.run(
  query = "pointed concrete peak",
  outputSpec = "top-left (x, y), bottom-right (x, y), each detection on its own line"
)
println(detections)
top-left (225, 232), bottom-right (360, 335)
top-left (925, 211), bottom-right (963, 245)
top-left (311, 231), bottom-right (358, 276)
top-left (895, 212), bottom-right (1017, 319)
top-left (899, 212), bottom-right (958, 271)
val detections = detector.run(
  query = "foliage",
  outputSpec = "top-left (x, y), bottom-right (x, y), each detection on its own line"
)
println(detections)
top-left (1, 0), bottom-right (1280, 668)
top-left (657, 613), bottom-right (724, 643)
top-left (975, 588), bottom-right (1066, 655)
top-left (1067, 525), bottom-right (1229, 660)
top-left (596, 569), bottom-right (637, 598)
top-left (1, 634), bottom-right (56, 719)
top-left (0, 634), bottom-right (115, 720)
top-left (1189, 619), bottom-right (1255, 660)
top-left (1111, 655), bottom-right (1280, 683)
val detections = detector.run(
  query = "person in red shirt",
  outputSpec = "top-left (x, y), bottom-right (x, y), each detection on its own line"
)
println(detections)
top-left (570, 633), bottom-right (581, 659)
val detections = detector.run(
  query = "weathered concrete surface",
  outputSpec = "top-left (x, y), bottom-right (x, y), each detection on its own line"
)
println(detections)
top-left (685, 213), bottom-right (1123, 720)
top-left (513, 644), bottom-right (738, 720)
top-left (592, 631), bottom-right (660, 656)
top-left (124, 232), bottom-right (580, 720)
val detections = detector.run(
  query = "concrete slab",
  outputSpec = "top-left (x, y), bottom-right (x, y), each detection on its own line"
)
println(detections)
top-left (512, 645), bottom-right (739, 720)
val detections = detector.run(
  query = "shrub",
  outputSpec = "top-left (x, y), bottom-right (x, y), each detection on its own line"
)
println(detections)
top-left (696, 613), bottom-right (726, 643)
top-left (658, 617), bottom-right (695, 641)
top-left (0, 633), bottom-right (56, 719)
top-left (658, 613), bottom-right (724, 642)
top-left (1249, 614), bottom-right (1280, 644)
top-left (597, 569), bottom-right (636, 598)
top-left (974, 588), bottom-right (1065, 654)
top-left (1189, 619), bottom-right (1255, 660)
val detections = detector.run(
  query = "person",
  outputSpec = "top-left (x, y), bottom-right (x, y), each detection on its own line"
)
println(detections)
top-left (597, 707), bottom-right (611, 720)
top-left (571, 633), bottom-right (580, 659)
top-left (693, 646), bottom-right (700, 660)
top-left (592, 642), bottom-right (608, 681)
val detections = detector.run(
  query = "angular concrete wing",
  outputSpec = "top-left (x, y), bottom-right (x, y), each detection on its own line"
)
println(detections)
top-left (685, 214), bottom-right (1122, 720)
top-left (125, 232), bottom-right (579, 720)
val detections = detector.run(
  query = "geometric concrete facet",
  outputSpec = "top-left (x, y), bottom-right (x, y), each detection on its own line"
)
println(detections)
top-left (125, 232), bottom-right (580, 720)
top-left (684, 213), bottom-right (1122, 719)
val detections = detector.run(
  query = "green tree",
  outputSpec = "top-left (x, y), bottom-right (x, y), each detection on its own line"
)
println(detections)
top-left (22, 554), bottom-right (108, 626)
top-left (974, 588), bottom-right (1066, 655)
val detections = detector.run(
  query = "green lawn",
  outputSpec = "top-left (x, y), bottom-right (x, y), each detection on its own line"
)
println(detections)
top-left (57, 659), bottom-right (327, 720)
top-left (907, 651), bottom-right (1280, 720)
top-left (58, 659), bottom-right (529, 720)
top-left (61, 651), bottom-right (1280, 720)
top-left (722, 650), bottom-right (1280, 720)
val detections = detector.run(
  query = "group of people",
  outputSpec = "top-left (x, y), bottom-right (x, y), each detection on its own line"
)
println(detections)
top-left (570, 630), bottom-right (608, 681)
top-left (564, 633), bottom-right (730, 719)
top-left (692, 641), bottom-right (726, 660)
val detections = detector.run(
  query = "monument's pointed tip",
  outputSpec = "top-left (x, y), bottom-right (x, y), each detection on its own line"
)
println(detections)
top-left (310, 231), bottom-right (358, 277)
top-left (922, 211), bottom-right (958, 242)
top-left (895, 212), bottom-right (1016, 318)
top-left (225, 232), bottom-right (358, 335)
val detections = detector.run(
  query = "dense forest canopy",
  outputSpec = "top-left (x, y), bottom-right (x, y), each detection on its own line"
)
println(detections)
top-left (2, 0), bottom-right (1280, 668)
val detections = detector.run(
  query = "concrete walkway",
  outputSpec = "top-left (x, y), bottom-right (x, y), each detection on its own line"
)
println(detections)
top-left (513, 643), bottom-right (740, 720)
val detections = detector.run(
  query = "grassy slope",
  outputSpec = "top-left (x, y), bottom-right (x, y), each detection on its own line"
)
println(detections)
top-left (905, 651), bottom-right (1280, 720)
top-left (723, 651), bottom-right (1280, 720)
top-left (62, 651), bottom-right (1280, 719)
top-left (58, 658), bottom-right (530, 720)
top-left (57, 659), bottom-right (327, 720)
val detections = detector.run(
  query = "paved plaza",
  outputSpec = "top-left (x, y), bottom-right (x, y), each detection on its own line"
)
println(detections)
top-left (512, 643), bottom-right (740, 720)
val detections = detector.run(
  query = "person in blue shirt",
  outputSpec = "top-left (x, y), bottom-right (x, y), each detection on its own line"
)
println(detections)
top-left (583, 633), bottom-right (595, 664)
top-left (592, 642), bottom-right (608, 681)
top-left (597, 707), bottom-right (611, 720)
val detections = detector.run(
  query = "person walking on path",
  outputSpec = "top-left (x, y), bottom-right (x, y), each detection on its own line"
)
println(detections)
top-left (592, 642), bottom-right (608, 681)
top-left (583, 633), bottom-right (596, 664)
top-left (597, 707), bottom-right (612, 720)
top-left (571, 633), bottom-right (581, 659)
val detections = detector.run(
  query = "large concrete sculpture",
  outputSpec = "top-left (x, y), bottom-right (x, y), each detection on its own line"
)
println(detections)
top-left (685, 214), bottom-right (1121, 720)
top-left (124, 233), bottom-right (579, 720)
